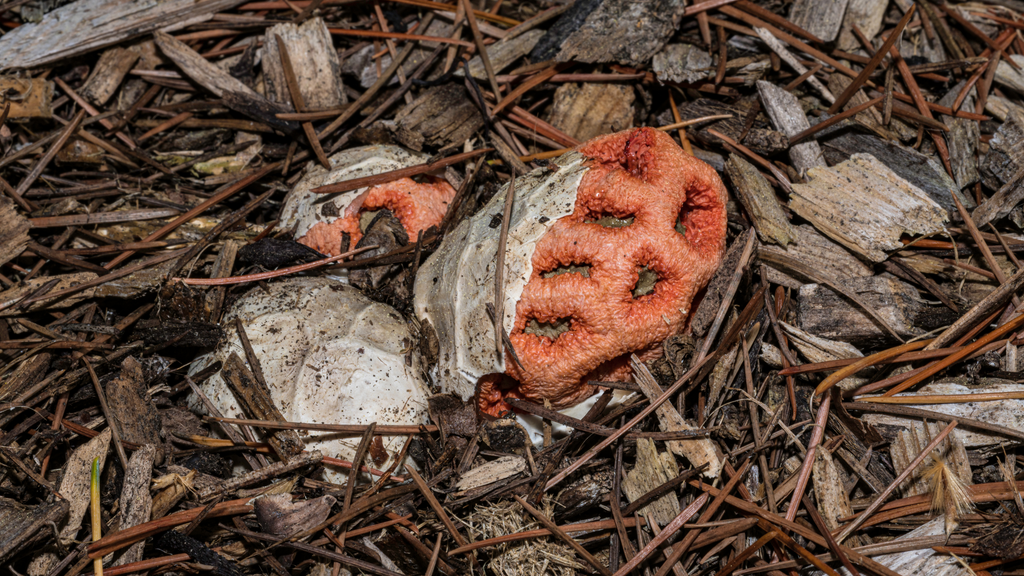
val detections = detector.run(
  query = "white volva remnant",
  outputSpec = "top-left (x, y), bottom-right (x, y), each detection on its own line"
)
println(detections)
top-left (188, 277), bottom-right (430, 483)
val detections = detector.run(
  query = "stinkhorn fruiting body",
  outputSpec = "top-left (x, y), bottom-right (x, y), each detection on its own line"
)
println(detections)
top-left (188, 277), bottom-right (430, 482)
top-left (414, 127), bottom-right (728, 416)
top-left (281, 145), bottom-right (456, 256)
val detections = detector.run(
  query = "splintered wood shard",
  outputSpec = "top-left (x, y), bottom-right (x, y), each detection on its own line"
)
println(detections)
top-left (262, 18), bottom-right (347, 110)
top-left (756, 80), bottom-right (826, 174)
top-left (0, 0), bottom-right (248, 71)
top-left (788, 154), bottom-right (949, 262)
top-left (632, 358), bottom-right (721, 478)
top-left (153, 31), bottom-right (298, 134)
top-left (725, 153), bottom-right (797, 246)
top-left (786, 0), bottom-right (850, 42)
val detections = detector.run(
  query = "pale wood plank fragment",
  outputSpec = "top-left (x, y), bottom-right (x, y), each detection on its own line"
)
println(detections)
top-left (756, 80), bottom-right (826, 174)
top-left (725, 153), bottom-right (797, 246)
top-left (789, 154), bottom-right (949, 262)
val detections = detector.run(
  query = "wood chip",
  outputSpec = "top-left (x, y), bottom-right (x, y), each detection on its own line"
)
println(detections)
top-left (454, 455), bottom-right (527, 493)
top-left (756, 80), bottom-right (826, 174)
top-left (797, 275), bottom-right (949, 346)
top-left (0, 272), bottom-right (97, 316)
top-left (0, 0), bottom-right (248, 71)
top-left (105, 357), bottom-right (163, 461)
top-left (552, 0), bottom-right (687, 66)
top-left (79, 47), bottom-right (140, 106)
top-left (816, 126), bottom-right (967, 211)
top-left (0, 498), bottom-right (68, 566)
top-left (759, 224), bottom-right (873, 288)
top-left (393, 83), bottom-right (484, 151)
top-left (153, 31), bottom-right (297, 133)
top-left (837, 0), bottom-right (888, 51)
top-left (112, 444), bottom-right (156, 567)
top-left (864, 380), bottom-right (1024, 447)
top-left (0, 197), bottom-right (30, 268)
top-left (725, 153), bottom-right (797, 246)
top-left (220, 353), bottom-right (305, 462)
top-left (995, 54), bottom-right (1024, 94)
top-left (937, 82), bottom-right (981, 191)
top-left (622, 438), bottom-right (681, 526)
top-left (632, 358), bottom-right (721, 478)
top-left (789, 153), bottom-right (949, 262)
top-left (979, 108), bottom-right (1024, 192)
top-left (28, 429), bottom-right (111, 576)
top-left (455, 29), bottom-right (544, 79)
top-left (262, 18), bottom-right (347, 110)
top-left (812, 448), bottom-right (863, 547)
top-left (787, 0), bottom-right (850, 43)
top-left (548, 82), bottom-right (635, 142)
top-left (652, 43), bottom-right (713, 84)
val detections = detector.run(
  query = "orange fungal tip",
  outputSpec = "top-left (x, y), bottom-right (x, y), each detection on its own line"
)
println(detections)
top-left (280, 145), bottom-right (457, 257)
top-left (300, 175), bottom-right (455, 255)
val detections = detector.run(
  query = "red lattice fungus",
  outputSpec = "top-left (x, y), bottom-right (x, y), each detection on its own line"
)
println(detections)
top-left (478, 128), bottom-right (728, 416)
top-left (299, 176), bottom-right (455, 256)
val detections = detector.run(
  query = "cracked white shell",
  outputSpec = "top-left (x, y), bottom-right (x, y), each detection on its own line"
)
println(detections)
top-left (280, 144), bottom-right (432, 242)
top-left (187, 277), bottom-right (430, 482)
top-left (413, 151), bottom-right (589, 399)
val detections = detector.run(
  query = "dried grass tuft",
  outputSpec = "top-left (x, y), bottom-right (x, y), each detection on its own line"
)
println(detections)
top-left (924, 450), bottom-right (975, 537)
top-left (462, 499), bottom-right (582, 576)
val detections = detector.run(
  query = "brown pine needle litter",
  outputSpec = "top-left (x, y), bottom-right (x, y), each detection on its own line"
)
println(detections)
top-left (9, 0), bottom-right (1024, 574)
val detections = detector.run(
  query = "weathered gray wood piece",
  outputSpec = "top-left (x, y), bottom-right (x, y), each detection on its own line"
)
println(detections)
top-left (221, 353), bottom-right (305, 462)
top-left (548, 83), bottom-right (634, 142)
top-left (0, 498), bottom-right (68, 566)
top-left (798, 275), bottom-right (953, 346)
top-left (725, 154), bottom-right (797, 246)
top-left (651, 43), bottom-right (713, 84)
top-left (678, 98), bottom-right (789, 156)
top-left (455, 30), bottom-right (544, 80)
top-left (756, 80), bottom-right (826, 174)
top-left (755, 27), bottom-right (835, 103)
top-left (995, 54), bottom-right (1024, 94)
top-left (28, 430), bottom-right (111, 576)
top-left (759, 224), bottom-right (873, 289)
top-left (154, 31), bottom-right (297, 134)
top-left (837, 0), bottom-right (888, 50)
top-left (980, 109), bottom-right (1024, 192)
top-left (0, 0), bottom-right (247, 71)
top-left (262, 18), bottom-right (346, 110)
top-left (0, 197), bottom-right (30, 268)
top-left (105, 357), bottom-right (163, 462)
top-left (827, 72), bottom-right (912, 141)
top-left (553, 0), bottom-right (686, 66)
top-left (788, 0), bottom-right (851, 42)
top-left (816, 122), bottom-right (970, 211)
top-left (392, 83), bottom-right (484, 151)
top-left (937, 81), bottom-right (980, 191)
top-left (79, 47), bottom-right (139, 106)
top-left (112, 445), bottom-right (156, 567)
top-left (973, 169), bottom-right (1024, 229)
top-left (789, 154), bottom-right (949, 262)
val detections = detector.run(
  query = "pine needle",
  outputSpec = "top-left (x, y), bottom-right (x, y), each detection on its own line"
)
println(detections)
top-left (91, 456), bottom-right (103, 576)
top-left (923, 454), bottom-right (974, 537)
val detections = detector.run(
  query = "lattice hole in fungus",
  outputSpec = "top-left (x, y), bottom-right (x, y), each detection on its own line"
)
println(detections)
top-left (524, 316), bottom-right (573, 340)
top-left (632, 266), bottom-right (658, 298)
